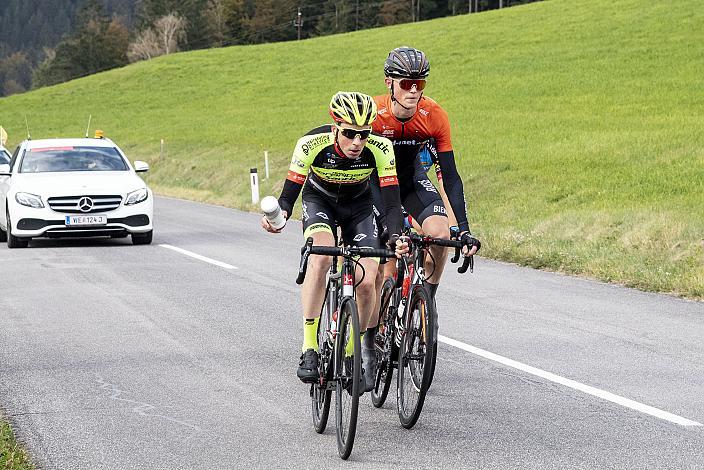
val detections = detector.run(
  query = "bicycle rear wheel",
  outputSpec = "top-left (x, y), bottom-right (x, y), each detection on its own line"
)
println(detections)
top-left (371, 276), bottom-right (396, 408)
top-left (312, 306), bottom-right (333, 433)
top-left (396, 285), bottom-right (435, 429)
top-left (335, 297), bottom-right (361, 460)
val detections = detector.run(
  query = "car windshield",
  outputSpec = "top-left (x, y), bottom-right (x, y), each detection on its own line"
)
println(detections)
top-left (0, 149), bottom-right (9, 164)
top-left (20, 146), bottom-right (128, 173)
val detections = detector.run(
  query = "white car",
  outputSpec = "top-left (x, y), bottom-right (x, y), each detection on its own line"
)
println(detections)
top-left (0, 136), bottom-right (153, 248)
top-left (0, 146), bottom-right (9, 164)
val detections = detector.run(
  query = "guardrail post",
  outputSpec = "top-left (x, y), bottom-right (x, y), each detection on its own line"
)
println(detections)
top-left (250, 168), bottom-right (260, 204)
top-left (264, 151), bottom-right (269, 179)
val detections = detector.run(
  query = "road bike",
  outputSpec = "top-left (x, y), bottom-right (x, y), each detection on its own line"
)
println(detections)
top-left (296, 237), bottom-right (395, 459)
top-left (371, 231), bottom-right (472, 428)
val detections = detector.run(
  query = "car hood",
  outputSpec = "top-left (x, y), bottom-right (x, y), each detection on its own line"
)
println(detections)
top-left (11, 171), bottom-right (147, 196)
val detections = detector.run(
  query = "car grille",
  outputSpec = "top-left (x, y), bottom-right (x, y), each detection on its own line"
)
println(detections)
top-left (47, 195), bottom-right (122, 214)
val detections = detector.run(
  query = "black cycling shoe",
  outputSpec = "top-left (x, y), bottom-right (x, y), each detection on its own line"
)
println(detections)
top-left (361, 347), bottom-right (376, 393)
top-left (343, 356), bottom-right (366, 396)
top-left (297, 349), bottom-right (319, 383)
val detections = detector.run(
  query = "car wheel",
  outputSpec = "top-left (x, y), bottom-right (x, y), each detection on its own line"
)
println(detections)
top-left (131, 230), bottom-right (153, 245)
top-left (6, 210), bottom-right (29, 248)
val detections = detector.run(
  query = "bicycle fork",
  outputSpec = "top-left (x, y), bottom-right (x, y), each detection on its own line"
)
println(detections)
top-left (395, 262), bottom-right (425, 347)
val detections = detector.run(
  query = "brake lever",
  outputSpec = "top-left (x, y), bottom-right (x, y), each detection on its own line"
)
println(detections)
top-left (296, 237), bottom-right (314, 285)
top-left (458, 254), bottom-right (473, 274)
top-left (451, 245), bottom-right (460, 263)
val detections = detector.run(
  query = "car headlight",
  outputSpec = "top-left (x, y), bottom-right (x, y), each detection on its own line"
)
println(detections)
top-left (15, 192), bottom-right (45, 208)
top-left (125, 188), bottom-right (148, 205)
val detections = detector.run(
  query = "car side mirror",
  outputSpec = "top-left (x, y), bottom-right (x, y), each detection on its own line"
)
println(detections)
top-left (134, 161), bottom-right (149, 173)
top-left (0, 163), bottom-right (10, 176)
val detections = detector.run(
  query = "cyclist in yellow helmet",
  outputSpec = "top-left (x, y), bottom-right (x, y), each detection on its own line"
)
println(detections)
top-left (261, 91), bottom-right (404, 392)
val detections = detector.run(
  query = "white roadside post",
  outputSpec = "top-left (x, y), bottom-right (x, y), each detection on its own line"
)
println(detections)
top-left (250, 168), bottom-right (260, 204)
top-left (264, 151), bottom-right (270, 180)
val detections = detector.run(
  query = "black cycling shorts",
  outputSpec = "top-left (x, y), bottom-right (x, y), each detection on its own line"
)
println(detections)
top-left (371, 168), bottom-right (446, 244)
top-left (400, 169), bottom-right (448, 224)
top-left (301, 184), bottom-right (379, 249)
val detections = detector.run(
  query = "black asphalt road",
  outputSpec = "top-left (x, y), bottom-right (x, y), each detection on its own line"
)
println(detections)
top-left (1, 196), bottom-right (702, 469)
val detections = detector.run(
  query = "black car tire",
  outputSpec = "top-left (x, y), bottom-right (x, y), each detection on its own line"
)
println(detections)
top-left (131, 230), bottom-right (153, 245)
top-left (6, 210), bottom-right (29, 248)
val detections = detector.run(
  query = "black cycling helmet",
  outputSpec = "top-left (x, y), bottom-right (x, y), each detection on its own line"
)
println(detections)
top-left (384, 46), bottom-right (430, 79)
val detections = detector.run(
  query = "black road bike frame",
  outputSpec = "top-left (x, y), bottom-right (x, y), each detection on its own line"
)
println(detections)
top-left (371, 231), bottom-right (473, 428)
top-left (297, 236), bottom-right (395, 459)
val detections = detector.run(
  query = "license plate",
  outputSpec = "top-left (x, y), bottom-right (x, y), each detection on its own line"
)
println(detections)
top-left (65, 215), bottom-right (107, 226)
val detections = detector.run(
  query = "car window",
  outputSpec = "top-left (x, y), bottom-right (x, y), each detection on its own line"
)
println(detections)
top-left (19, 146), bottom-right (129, 173)
top-left (0, 149), bottom-right (9, 164)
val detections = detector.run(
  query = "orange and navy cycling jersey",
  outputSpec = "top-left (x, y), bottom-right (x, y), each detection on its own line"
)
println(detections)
top-left (373, 94), bottom-right (471, 233)
top-left (373, 94), bottom-right (452, 183)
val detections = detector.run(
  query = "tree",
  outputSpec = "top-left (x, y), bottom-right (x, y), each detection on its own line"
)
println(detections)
top-left (0, 51), bottom-right (33, 95)
top-left (128, 13), bottom-right (187, 62)
top-left (127, 28), bottom-right (160, 62)
top-left (204, 0), bottom-right (228, 46)
top-left (32, 1), bottom-right (129, 88)
top-left (378, 0), bottom-right (412, 26)
top-left (137, 0), bottom-right (210, 49)
top-left (241, 0), bottom-right (297, 44)
top-left (154, 13), bottom-right (187, 54)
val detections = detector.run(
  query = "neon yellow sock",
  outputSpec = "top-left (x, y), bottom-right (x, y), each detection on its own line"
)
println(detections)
top-left (302, 317), bottom-right (319, 352)
top-left (345, 330), bottom-right (365, 357)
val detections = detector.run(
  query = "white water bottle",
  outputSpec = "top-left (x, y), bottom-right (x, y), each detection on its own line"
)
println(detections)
top-left (261, 196), bottom-right (286, 230)
top-left (394, 298), bottom-right (406, 346)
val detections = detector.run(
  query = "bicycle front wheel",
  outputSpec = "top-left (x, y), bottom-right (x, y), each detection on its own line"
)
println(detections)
top-left (335, 297), bottom-right (361, 460)
top-left (396, 285), bottom-right (435, 429)
top-left (312, 323), bottom-right (333, 433)
top-left (371, 276), bottom-right (396, 408)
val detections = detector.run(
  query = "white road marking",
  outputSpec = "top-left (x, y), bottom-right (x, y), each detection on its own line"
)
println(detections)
top-left (159, 244), bottom-right (238, 270)
top-left (438, 334), bottom-right (702, 427)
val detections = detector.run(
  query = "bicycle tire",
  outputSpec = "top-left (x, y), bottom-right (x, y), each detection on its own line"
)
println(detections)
top-left (312, 299), bottom-right (333, 433)
top-left (425, 291), bottom-right (439, 390)
top-left (371, 276), bottom-right (397, 408)
top-left (427, 340), bottom-right (438, 390)
top-left (335, 297), bottom-right (361, 460)
top-left (396, 285), bottom-right (435, 429)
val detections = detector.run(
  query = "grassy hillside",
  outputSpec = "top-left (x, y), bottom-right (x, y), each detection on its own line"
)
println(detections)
top-left (1, 0), bottom-right (702, 298)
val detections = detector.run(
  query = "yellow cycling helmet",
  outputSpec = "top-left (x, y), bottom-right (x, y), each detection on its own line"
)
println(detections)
top-left (329, 91), bottom-right (377, 126)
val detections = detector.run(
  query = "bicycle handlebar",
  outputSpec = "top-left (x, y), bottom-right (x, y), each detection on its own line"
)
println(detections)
top-left (405, 232), bottom-right (474, 274)
top-left (296, 237), bottom-right (397, 285)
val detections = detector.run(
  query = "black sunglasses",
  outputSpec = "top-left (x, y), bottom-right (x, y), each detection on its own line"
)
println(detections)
top-left (338, 127), bottom-right (372, 140)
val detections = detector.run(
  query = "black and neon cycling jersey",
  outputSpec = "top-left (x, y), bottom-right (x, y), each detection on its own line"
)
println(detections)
top-left (278, 125), bottom-right (403, 238)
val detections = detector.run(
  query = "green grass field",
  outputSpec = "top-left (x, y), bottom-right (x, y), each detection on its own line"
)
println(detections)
top-left (0, 419), bottom-right (33, 469)
top-left (1, 0), bottom-right (702, 298)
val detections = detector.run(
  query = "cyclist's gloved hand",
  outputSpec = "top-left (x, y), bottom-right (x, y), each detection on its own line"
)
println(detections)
top-left (460, 232), bottom-right (481, 256)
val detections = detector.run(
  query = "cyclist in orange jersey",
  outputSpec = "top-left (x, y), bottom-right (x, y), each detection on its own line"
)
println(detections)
top-left (367, 46), bottom-right (481, 353)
